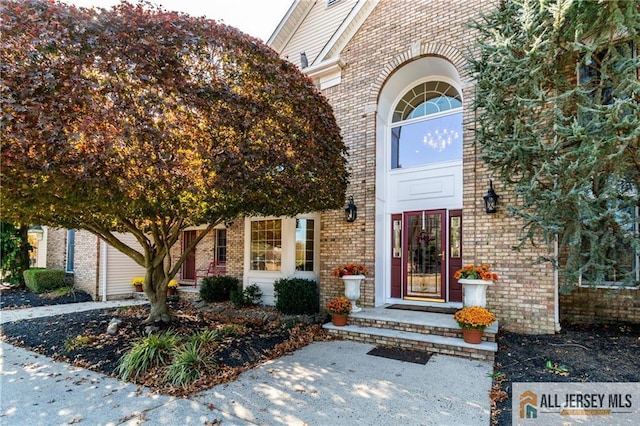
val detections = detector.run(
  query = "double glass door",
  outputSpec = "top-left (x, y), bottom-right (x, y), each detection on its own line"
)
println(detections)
top-left (390, 209), bottom-right (462, 302)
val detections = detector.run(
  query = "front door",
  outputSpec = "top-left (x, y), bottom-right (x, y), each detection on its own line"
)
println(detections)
top-left (404, 210), bottom-right (446, 300)
top-left (182, 230), bottom-right (196, 280)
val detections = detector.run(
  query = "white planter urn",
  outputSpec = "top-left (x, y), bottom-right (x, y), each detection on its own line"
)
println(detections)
top-left (458, 278), bottom-right (493, 307)
top-left (342, 275), bottom-right (365, 313)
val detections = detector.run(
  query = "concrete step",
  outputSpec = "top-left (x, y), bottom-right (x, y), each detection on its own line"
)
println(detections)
top-left (350, 306), bottom-right (497, 342)
top-left (322, 306), bottom-right (498, 362)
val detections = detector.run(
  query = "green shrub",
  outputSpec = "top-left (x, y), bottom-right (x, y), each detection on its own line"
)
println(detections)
top-left (230, 283), bottom-right (263, 308)
top-left (274, 278), bottom-right (319, 315)
top-left (199, 275), bottom-right (240, 302)
top-left (0, 223), bottom-right (30, 286)
top-left (116, 332), bottom-right (179, 381)
top-left (23, 268), bottom-right (66, 293)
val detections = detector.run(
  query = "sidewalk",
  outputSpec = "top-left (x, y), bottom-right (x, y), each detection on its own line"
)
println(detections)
top-left (0, 299), bottom-right (149, 324)
top-left (0, 301), bottom-right (493, 425)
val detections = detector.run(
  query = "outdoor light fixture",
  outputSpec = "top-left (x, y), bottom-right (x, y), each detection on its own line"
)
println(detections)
top-left (29, 225), bottom-right (44, 240)
top-left (344, 195), bottom-right (357, 222)
top-left (483, 179), bottom-right (499, 214)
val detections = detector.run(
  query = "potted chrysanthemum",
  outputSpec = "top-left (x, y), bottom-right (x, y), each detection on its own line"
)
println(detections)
top-left (167, 279), bottom-right (179, 296)
top-left (326, 296), bottom-right (352, 326)
top-left (453, 306), bottom-right (496, 344)
top-left (131, 277), bottom-right (144, 292)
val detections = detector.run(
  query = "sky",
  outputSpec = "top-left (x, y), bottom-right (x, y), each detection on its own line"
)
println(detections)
top-left (62, 0), bottom-right (293, 42)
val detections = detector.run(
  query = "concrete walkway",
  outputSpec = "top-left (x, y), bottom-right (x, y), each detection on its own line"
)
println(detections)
top-left (0, 299), bottom-right (149, 324)
top-left (0, 301), bottom-right (493, 425)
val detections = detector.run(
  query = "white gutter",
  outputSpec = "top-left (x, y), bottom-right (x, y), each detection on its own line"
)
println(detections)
top-left (554, 236), bottom-right (561, 332)
top-left (303, 56), bottom-right (346, 77)
top-left (100, 240), bottom-right (108, 301)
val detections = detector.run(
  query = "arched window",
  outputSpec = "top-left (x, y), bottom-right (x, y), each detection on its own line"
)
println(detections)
top-left (391, 81), bottom-right (462, 169)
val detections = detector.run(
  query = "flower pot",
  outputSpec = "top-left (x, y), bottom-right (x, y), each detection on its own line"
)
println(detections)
top-left (458, 278), bottom-right (493, 307)
top-left (135, 284), bottom-right (143, 292)
top-left (167, 288), bottom-right (177, 296)
top-left (342, 275), bottom-right (364, 313)
top-left (331, 314), bottom-right (348, 326)
top-left (462, 328), bottom-right (484, 344)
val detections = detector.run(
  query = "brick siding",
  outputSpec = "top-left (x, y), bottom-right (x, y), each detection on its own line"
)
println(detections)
top-left (560, 287), bottom-right (640, 324)
top-left (45, 227), bottom-right (67, 270)
top-left (73, 230), bottom-right (98, 299)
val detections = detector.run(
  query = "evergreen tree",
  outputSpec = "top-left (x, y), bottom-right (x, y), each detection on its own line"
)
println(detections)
top-left (0, 223), bottom-right (31, 286)
top-left (469, 0), bottom-right (639, 289)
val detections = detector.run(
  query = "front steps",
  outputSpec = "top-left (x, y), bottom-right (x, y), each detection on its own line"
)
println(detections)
top-left (323, 305), bottom-right (498, 362)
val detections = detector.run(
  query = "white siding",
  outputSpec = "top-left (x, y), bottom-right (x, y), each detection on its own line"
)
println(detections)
top-left (105, 233), bottom-right (145, 299)
top-left (279, 0), bottom-right (356, 67)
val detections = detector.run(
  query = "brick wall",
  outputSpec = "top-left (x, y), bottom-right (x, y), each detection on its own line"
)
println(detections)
top-left (72, 230), bottom-right (98, 299)
top-left (314, 0), bottom-right (557, 334)
top-left (225, 220), bottom-right (244, 278)
top-left (45, 227), bottom-right (67, 270)
top-left (560, 288), bottom-right (640, 324)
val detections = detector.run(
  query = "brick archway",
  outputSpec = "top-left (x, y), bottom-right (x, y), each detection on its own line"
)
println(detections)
top-left (366, 41), bottom-right (469, 110)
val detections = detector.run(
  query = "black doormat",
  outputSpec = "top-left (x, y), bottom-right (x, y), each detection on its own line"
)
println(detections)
top-left (367, 346), bottom-right (432, 364)
top-left (386, 304), bottom-right (458, 315)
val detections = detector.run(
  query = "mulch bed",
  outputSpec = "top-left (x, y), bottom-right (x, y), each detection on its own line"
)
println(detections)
top-left (0, 285), bottom-right (93, 309)
top-left (0, 293), bottom-right (331, 396)
top-left (491, 321), bottom-right (640, 425)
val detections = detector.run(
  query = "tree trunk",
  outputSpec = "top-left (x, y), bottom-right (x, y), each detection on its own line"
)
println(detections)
top-left (143, 263), bottom-right (172, 323)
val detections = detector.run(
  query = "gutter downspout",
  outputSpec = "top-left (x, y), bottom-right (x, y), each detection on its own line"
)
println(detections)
top-left (554, 235), bottom-right (561, 332)
top-left (100, 240), bottom-right (108, 301)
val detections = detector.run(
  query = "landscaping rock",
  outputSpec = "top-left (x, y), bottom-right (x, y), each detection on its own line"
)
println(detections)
top-left (144, 325), bottom-right (160, 335)
top-left (107, 318), bottom-right (122, 335)
top-left (192, 299), bottom-right (207, 309)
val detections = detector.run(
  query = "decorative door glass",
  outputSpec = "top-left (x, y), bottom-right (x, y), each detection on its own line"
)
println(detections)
top-left (405, 211), bottom-right (444, 299)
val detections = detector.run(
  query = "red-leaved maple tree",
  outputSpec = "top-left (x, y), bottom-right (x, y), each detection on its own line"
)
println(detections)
top-left (0, 0), bottom-right (348, 322)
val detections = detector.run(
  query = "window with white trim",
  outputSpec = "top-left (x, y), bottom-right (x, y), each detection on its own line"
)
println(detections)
top-left (391, 81), bottom-right (462, 169)
top-left (250, 219), bottom-right (282, 271)
top-left (66, 229), bottom-right (75, 273)
top-left (216, 229), bottom-right (227, 263)
top-left (295, 219), bottom-right (315, 272)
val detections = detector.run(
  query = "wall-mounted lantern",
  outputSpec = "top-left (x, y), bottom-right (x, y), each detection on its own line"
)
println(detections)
top-left (483, 179), bottom-right (499, 214)
top-left (29, 225), bottom-right (44, 240)
top-left (344, 196), bottom-right (357, 222)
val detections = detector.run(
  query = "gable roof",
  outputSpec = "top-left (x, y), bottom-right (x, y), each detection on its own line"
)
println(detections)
top-left (268, 0), bottom-right (379, 89)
